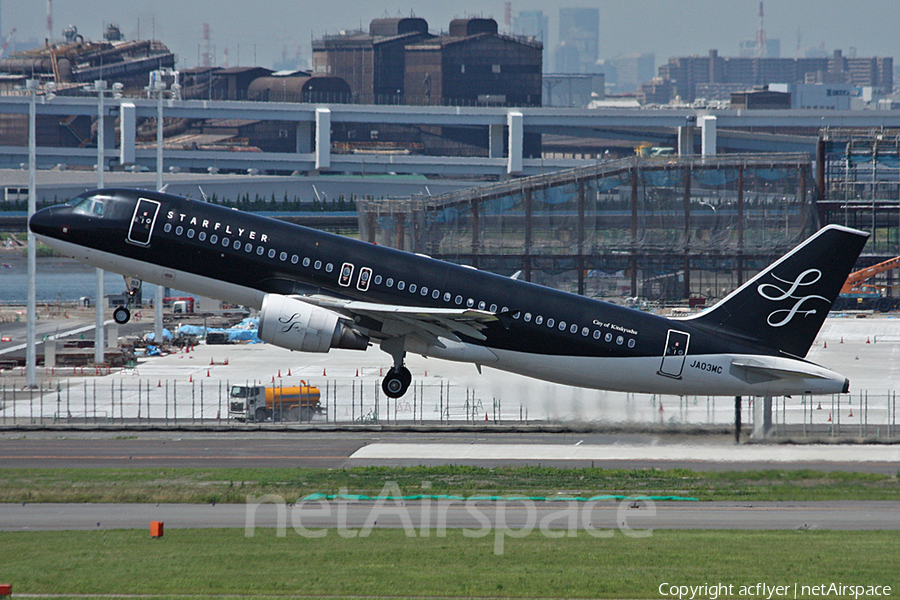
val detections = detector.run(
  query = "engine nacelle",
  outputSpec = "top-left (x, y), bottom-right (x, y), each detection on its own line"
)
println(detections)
top-left (258, 294), bottom-right (369, 353)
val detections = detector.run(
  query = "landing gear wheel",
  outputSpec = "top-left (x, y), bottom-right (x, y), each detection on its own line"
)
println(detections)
top-left (113, 306), bottom-right (131, 325)
top-left (382, 366), bottom-right (412, 398)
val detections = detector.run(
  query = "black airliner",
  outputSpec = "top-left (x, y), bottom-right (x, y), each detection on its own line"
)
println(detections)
top-left (30, 188), bottom-right (867, 403)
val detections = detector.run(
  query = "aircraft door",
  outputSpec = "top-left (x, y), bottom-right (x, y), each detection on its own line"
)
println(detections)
top-left (659, 330), bottom-right (690, 379)
top-left (127, 198), bottom-right (161, 246)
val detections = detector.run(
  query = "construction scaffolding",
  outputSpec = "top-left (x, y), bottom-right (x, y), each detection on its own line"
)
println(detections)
top-left (817, 129), bottom-right (900, 257)
top-left (358, 154), bottom-right (816, 305)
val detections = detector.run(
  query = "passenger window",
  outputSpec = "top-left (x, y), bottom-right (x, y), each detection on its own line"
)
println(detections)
top-left (164, 223), bottom-right (172, 233)
top-left (581, 327), bottom-right (589, 336)
top-left (443, 292), bottom-right (451, 302)
top-left (199, 232), bottom-right (206, 241)
top-left (244, 243), bottom-right (252, 252)
top-left (175, 226), bottom-right (183, 235)
top-left (490, 304), bottom-right (498, 312)
top-left (605, 333), bottom-right (613, 343)
top-left (628, 339), bottom-right (636, 348)
top-left (616, 336), bottom-right (624, 345)
top-left (409, 284), bottom-right (417, 293)
top-left (570, 324), bottom-right (578, 334)
top-left (222, 237), bottom-right (230, 247)
top-left (326, 263), bottom-right (334, 273)
top-left (386, 278), bottom-right (394, 287)
top-left (256, 246), bottom-right (264, 255)
top-left (291, 255), bottom-right (299, 264)
top-left (357, 267), bottom-right (372, 292)
top-left (303, 257), bottom-right (310, 267)
top-left (211, 234), bottom-right (219, 244)
top-left (559, 321), bottom-right (566, 331)
top-left (187, 229), bottom-right (195, 239)
top-left (535, 315), bottom-right (543, 325)
top-left (374, 275), bottom-right (383, 285)
top-left (432, 290), bottom-right (440, 299)
top-left (234, 240), bottom-right (242, 250)
top-left (466, 298), bottom-right (474, 307)
top-left (268, 248), bottom-right (276, 258)
top-left (339, 263), bottom-right (354, 287)
top-left (524, 313), bottom-right (532, 322)
top-left (398, 281), bottom-right (405, 290)
top-left (478, 301), bottom-right (486, 310)
top-left (455, 295), bottom-right (463, 305)
top-left (420, 286), bottom-right (428, 296)
top-left (314, 260), bottom-right (322, 269)
top-left (593, 330), bottom-right (601, 339)
top-left (280, 252), bottom-right (288, 261)
top-left (547, 318), bottom-right (555, 328)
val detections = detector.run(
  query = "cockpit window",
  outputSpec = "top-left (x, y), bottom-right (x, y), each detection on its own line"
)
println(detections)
top-left (69, 195), bottom-right (107, 217)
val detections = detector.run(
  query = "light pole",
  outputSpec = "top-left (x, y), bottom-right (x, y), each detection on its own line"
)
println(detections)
top-left (25, 79), bottom-right (38, 388)
top-left (89, 79), bottom-right (123, 365)
top-left (148, 69), bottom-right (180, 345)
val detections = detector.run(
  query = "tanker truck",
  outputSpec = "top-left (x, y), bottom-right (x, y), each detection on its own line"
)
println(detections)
top-left (228, 382), bottom-right (322, 422)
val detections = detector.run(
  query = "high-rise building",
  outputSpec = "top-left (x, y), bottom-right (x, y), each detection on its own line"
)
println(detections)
top-left (658, 49), bottom-right (893, 102)
top-left (557, 7), bottom-right (598, 73)
top-left (513, 10), bottom-right (548, 42)
top-left (610, 53), bottom-right (655, 93)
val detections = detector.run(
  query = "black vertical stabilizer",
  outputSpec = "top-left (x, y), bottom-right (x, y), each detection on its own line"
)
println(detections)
top-left (687, 225), bottom-right (869, 358)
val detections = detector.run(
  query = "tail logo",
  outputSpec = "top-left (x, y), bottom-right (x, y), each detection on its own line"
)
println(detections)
top-left (757, 269), bottom-right (829, 327)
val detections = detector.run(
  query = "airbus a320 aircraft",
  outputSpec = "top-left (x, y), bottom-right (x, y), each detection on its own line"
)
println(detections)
top-left (30, 188), bottom-right (867, 405)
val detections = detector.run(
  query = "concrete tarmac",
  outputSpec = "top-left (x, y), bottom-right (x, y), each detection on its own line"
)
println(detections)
top-left (2, 500), bottom-right (899, 532)
top-left (1, 431), bottom-right (898, 473)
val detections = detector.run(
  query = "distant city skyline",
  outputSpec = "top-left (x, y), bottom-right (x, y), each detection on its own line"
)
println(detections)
top-left (3, 0), bottom-right (899, 75)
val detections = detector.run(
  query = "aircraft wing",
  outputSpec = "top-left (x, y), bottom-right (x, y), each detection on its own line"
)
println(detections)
top-left (295, 294), bottom-right (498, 347)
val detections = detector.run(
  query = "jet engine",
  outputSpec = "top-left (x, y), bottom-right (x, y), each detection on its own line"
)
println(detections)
top-left (257, 294), bottom-right (369, 353)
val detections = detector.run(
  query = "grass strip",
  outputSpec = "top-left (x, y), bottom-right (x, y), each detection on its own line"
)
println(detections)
top-left (1, 529), bottom-right (897, 598)
top-left (0, 465), bottom-right (897, 503)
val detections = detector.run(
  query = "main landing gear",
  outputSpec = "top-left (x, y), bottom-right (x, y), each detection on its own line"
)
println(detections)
top-left (113, 276), bottom-right (143, 325)
top-left (380, 337), bottom-right (412, 398)
top-left (382, 365), bottom-right (412, 398)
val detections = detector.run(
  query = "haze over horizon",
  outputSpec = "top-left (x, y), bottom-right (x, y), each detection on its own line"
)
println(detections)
top-left (3, 0), bottom-right (898, 74)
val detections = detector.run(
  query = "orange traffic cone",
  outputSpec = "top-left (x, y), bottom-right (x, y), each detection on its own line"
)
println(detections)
top-left (158, 380), bottom-right (162, 387)
top-left (287, 368), bottom-right (292, 377)
top-left (207, 369), bottom-right (210, 377)
top-left (323, 368), bottom-right (327, 376)
top-left (189, 374), bottom-right (193, 383)
top-left (824, 341), bottom-right (827, 348)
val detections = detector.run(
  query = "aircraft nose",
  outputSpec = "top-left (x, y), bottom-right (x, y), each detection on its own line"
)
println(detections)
top-left (28, 205), bottom-right (68, 238)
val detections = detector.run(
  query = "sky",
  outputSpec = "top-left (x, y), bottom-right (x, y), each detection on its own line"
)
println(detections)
top-left (3, 0), bottom-right (899, 72)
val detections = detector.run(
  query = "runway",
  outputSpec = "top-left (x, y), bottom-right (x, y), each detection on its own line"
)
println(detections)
top-left (1, 430), bottom-right (898, 473)
top-left (2, 500), bottom-right (898, 532)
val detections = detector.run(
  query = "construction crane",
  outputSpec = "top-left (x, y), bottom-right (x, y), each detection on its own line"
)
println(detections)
top-left (835, 255), bottom-right (900, 312)
top-left (0, 27), bottom-right (16, 61)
